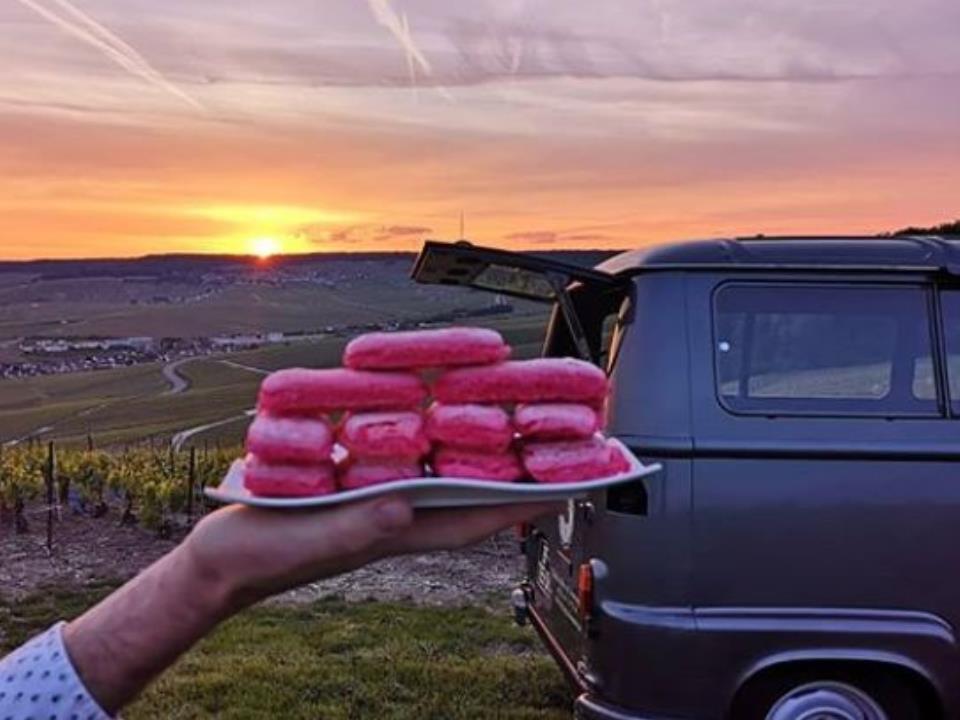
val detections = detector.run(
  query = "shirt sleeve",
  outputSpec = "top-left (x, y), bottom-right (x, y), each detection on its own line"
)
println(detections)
top-left (0, 622), bottom-right (112, 720)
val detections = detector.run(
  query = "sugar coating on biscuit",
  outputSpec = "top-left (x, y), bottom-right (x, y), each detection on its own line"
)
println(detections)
top-left (259, 367), bottom-right (427, 414)
top-left (521, 437), bottom-right (626, 484)
top-left (435, 358), bottom-right (607, 404)
top-left (433, 446), bottom-right (524, 482)
top-left (514, 403), bottom-right (599, 440)
top-left (344, 327), bottom-right (510, 370)
top-left (425, 402), bottom-right (514, 451)
top-left (338, 410), bottom-right (430, 459)
top-left (243, 455), bottom-right (336, 497)
top-left (246, 415), bottom-right (334, 464)
top-left (338, 458), bottom-right (424, 490)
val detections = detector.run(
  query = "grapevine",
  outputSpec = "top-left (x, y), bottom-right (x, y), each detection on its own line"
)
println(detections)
top-left (0, 441), bottom-right (241, 538)
top-left (0, 445), bottom-right (46, 533)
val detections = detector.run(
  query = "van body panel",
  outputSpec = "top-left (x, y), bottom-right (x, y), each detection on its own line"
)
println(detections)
top-left (413, 237), bottom-right (960, 718)
top-left (681, 271), bottom-right (960, 716)
top-left (605, 274), bottom-right (693, 443)
top-left (551, 267), bottom-right (960, 717)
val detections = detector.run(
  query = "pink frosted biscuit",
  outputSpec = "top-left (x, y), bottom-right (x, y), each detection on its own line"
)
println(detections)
top-left (243, 455), bottom-right (336, 497)
top-left (338, 410), bottom-right (431, 459)
top-left (432, 446), bottom-right (524, 482)
top-left (337, 458), bottom-right (425, 490)
top-left (424, 402), bottom-right (514, 452)
top-left (258, 367), bottom-right (427, 414)
top-left (245, 415), bottom-right (334, 464)
top-left (344, 327), bottom-right (510, 370)
top-left (514, 403), bottom-right (599, 441)
top-left (434, 358), bottom-right (608, 405)
top-left (607, 445), bottom-right (631, 475)
top-left (521, 437), bottom-right (627, 484)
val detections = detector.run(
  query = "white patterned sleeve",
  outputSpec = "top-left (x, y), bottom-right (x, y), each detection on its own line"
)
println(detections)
top-left (0, 622), bottom-right (112, 720)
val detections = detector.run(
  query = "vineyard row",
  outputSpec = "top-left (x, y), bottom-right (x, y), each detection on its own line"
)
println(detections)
top-left (0, 441), bottom-right (238, 541)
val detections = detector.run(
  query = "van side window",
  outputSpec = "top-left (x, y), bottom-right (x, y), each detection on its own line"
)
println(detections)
top-left (939, 291), bottom-right (960, 409)
top-left (714, 284), bottom-right (937, 416)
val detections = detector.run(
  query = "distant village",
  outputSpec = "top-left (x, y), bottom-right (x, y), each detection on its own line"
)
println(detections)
top-left (3, 333), bottom-right (287, 379)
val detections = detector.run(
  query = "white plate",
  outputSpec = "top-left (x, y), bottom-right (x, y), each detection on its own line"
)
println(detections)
top-left (204, 438), bottom-right (661, 509)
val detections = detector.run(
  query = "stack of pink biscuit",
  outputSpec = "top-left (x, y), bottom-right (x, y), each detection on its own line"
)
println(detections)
top-left (425, 402), bottom-right (523, 481)
top-left (243, 326), bottom-right (629, 497)
top-left (337, 327), bottom-right (509, 490)
top-left (247, 367), bottom-right (429, 497)
top-left (434, 358), bottom-right (628, 484)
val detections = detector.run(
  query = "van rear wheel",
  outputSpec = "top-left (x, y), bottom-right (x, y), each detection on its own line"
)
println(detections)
top-left (734, 668), bottom-right (923, 720)
top-left (765, 681), bottom-right (887, 720)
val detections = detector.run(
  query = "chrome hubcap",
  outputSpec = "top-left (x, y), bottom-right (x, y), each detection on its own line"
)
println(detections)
top-left (766, 681), bottom-right (888, 720)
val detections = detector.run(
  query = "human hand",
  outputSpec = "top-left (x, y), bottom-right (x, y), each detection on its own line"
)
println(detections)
top-left (185, 496), bottom-right (561, 609)
top-left (63, 495), bottom-right (560, 713)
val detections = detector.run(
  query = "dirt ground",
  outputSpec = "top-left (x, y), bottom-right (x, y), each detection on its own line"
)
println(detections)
top-left (280, 532), bottom-right (525, 607)
top-left (0, 511), bottom-right (179, 599)
top-left (0, 510), bottom-right (526, 608)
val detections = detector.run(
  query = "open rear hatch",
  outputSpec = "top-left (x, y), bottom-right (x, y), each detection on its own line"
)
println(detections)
top-left (411, 240), bottom-right (627, 364)
top-left (413, 240), bottom-right (634, 676)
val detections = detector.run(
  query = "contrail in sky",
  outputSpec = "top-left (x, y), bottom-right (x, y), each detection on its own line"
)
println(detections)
top-left (13, 0), bottom-right (203, 111)
top-left (367, 0), bottom-right (453, 100)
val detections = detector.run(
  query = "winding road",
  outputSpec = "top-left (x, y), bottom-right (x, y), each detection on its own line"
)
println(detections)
top-left (167, 358), bottom-right (268, 449)
top-left (162, 357), bottom-right (270, 396)
top-left (162, 358), bottom-right (194, 395)
top-left (171, 408), bottom-right (256, 452)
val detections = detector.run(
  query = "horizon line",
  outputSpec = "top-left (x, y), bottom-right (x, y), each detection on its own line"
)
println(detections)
top-left (0, 246), bottom-right (627, 265)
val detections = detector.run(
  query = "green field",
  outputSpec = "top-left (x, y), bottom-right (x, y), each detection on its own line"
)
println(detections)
top-left (0, 313), bottom-right (549, 448)
top-left (0, 586), bottom-right (572, 719)
top-left (0, 275), bottom-right (541, 341)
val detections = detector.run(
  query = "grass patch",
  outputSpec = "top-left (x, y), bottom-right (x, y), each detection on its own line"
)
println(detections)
top-left (0, 588), bottom-right (572, 719)
top-left (179, 360), bottom-right (263, 389)
top-left (0, 363), bottom-right (166, 412)
top-left (229, 337), bottom-right (348, 371)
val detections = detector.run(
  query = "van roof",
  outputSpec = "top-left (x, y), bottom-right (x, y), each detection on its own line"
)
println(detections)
top-left (597, 235), bottom-right (960, 276)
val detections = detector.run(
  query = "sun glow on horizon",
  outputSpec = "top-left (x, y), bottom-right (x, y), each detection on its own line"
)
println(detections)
top-left (250, 236), bottom-right (281, 259)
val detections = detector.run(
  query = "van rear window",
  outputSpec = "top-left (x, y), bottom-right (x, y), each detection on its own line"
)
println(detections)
top-left (544, 285), bottom-right (629, 373)
top-left (714, 284), bottom-right (937, 416)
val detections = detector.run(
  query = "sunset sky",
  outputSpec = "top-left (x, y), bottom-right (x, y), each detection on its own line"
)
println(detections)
top-left (1, 0), bottom-right (959, 260)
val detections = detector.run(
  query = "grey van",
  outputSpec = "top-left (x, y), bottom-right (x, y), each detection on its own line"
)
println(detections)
top-left (413, 236), bottom-right (960, 720)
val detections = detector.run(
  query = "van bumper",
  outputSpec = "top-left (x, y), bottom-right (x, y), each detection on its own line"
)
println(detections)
top-left (575, 693), bottom-right (693, 720)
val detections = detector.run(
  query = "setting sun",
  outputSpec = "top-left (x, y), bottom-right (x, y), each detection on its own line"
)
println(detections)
top-left (250, 236), bottom-right (281, 259)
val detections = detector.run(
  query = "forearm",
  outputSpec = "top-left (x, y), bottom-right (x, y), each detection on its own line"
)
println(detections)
top-left (62, 541), bottom-right (235, 714)
top-left (52, 498), bottom-right (555, 715)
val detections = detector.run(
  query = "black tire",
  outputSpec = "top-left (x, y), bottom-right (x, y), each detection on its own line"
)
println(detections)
top-left (731, 666), bottom-right (926, 720)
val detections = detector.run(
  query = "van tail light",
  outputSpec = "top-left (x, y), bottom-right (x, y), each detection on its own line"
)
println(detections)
top-left (514, 522), bottom-right (532, 540)
top-left (577, 562), bottom-right (595, 620)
